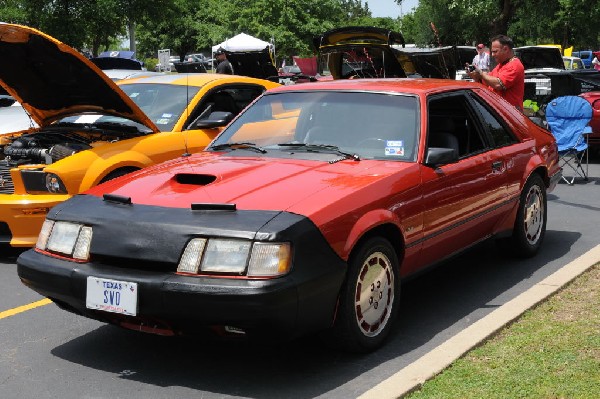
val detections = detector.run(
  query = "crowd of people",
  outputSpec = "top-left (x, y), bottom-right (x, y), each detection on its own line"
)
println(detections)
top-left (211, 33), bottom-right (596, 112)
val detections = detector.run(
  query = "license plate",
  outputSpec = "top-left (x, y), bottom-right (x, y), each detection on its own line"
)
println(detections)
top-left (86, 277), bottom-right (138, 316)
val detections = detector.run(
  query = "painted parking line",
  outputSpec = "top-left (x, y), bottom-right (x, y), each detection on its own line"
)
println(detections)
top-left (0, 298), bottom-right (52, 320)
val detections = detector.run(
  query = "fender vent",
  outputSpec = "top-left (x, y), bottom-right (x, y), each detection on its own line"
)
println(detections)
top-left (175, 174), bottom-right (216, 186)
top-left (0, 163), bottom-right (15, 194)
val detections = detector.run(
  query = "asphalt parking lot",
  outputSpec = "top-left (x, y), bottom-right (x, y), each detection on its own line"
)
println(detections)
top-left (1, 158), bottom-right (599, 399)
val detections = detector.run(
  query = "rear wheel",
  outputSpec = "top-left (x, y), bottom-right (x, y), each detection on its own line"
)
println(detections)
top-left (498, 174), bottom-right (547, 257)
top-left (330, 237), bottom-right (400, 352)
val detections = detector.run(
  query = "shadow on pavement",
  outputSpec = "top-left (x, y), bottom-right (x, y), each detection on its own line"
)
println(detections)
top-left (48, 230), bottom-right (581, 398)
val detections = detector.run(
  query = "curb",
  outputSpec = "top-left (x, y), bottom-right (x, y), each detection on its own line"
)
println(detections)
top-left (359, 244), bottom-right (600, 399)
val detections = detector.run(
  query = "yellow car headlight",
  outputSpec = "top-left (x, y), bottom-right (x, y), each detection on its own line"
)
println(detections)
top-left (45, 173), bottom-right (67, 193)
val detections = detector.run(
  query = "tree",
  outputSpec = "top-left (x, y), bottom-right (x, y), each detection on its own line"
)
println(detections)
top-left (82, 0), bottom-right (126, 56)
top-left (398, 0), bottom-right (599, 50)
top-left (117, 0), bottom-right (174, 54)
top-left (0, 0), bottom-right (28, 23)
top-left (510, 0), bottom-right (600, 49)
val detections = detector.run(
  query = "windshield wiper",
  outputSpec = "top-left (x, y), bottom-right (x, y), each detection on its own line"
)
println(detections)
top-left (210, 142), bottom-right (267, 154)
top-left (277, 142), bottom-right (360, 161)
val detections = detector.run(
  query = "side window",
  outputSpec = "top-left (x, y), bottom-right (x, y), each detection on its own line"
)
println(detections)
top-left (428, 93), bottom-right (488, 158)
top-left (186, 85), bottom-right (266, 129)
top-left (470, 96), bottom-right (518, 148)
top-left (227, 86), bottom-right (266, 111)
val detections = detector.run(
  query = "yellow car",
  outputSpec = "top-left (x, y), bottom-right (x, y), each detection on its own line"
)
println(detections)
top-left (0, 24), bottom-right (279, 247)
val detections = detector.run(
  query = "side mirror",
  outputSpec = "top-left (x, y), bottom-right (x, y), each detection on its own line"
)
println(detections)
top-left (193, 111), bottom-right (234, 129)
top-left (424, 147), bottom-right (459, 167)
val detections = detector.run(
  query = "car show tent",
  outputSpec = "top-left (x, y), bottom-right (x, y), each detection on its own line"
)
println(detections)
top-left (212, 33), bottom-right (274, 54)
top-left (211, 33), bottom-right (278, 79)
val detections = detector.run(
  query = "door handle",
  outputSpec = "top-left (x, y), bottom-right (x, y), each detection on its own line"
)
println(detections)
top-left (492, 161), bottom-right (503, 170)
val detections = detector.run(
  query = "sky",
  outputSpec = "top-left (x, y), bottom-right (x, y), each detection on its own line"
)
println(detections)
top-left (364, 0), bottom-right (419, 18)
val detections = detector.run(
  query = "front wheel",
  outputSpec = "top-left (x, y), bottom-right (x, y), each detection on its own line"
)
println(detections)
top-left (329, 237), bottom-right (400, 352)
top-left (498, 174), bottom-right (547, 257)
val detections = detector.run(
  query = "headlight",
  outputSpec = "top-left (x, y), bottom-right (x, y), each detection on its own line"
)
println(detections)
top-left (201, 239), bottom-right (252, 274)
top-left (36, 219), bottom-right (54, 250)
top-left (177, 238), bottom-right (207, 273)
top-left (177, 238), bottom-right (291, 277)
top-left (45, 173), bottom-right (67, 193)
top-left (36, 220), bottom-right (93, 261)
top-left (247, 242), bottom-right (291, 277)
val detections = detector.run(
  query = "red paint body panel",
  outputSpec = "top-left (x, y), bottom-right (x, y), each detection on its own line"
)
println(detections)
top-left (85, 78), bottom-right (560, 278)
top-left (579, 91), bottom-right (600, 149)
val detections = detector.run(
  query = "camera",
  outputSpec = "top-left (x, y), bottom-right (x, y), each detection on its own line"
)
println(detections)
top-left (466, 64), bottom-right (476, 72)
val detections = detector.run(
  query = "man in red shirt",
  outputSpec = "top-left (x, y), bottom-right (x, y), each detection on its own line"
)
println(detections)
top-left (468, 35), bottom-right (524, 110)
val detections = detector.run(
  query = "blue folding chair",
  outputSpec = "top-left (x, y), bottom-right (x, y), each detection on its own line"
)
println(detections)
top-left (545, 96), bottom-right (592, 185)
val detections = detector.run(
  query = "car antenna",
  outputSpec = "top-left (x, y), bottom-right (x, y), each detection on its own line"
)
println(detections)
top-left (182, 73), bottom-right (192, 157)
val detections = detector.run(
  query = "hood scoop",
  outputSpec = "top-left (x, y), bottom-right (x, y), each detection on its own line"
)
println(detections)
top-left (191, 203), bottom-right (236, 211)
top-left (175, 173), bottom-right (217, 186)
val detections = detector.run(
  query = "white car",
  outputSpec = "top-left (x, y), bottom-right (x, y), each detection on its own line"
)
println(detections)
top-left (563, 56), bottom-right (585, 70)
top-left (0, 102), bottom-right (36, 134)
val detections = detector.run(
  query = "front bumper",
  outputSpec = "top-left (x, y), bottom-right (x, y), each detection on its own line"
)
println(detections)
top-left (548, 168), bottom-right (562, 192)
top-left (0, 193), bottom-right (71, 247)
top-left (18, 240), bottom-right (347, 340)
top-left (18, 195), bottom-right (348, 339)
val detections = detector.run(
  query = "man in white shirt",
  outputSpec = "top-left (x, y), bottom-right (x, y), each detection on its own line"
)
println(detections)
top-left (472, 43), bottom-right (490, 71)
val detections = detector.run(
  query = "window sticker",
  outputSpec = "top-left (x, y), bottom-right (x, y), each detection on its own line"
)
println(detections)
top-left (385, 147), bottom-right (405, 156)
top-left (162, 113), bottom-right (173, 118)
top-left (385, 140), bottom-right (404, 156)
top-left (129, 92), bottom-right (140, 98)
top-left (387, 140), bottom-right (404, 147)
top-left (155, 118), bottom-right (171, 125)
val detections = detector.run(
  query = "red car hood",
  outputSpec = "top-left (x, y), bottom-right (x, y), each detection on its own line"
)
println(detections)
top-left (87, 152), bottom-right (414, 216)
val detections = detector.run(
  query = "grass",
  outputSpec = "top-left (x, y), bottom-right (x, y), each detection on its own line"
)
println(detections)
top-left (405, 264), bottom-right (600, 399)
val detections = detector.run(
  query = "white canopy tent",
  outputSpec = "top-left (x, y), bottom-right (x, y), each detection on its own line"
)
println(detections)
top-left (212, 33), bottom-right (274, 53)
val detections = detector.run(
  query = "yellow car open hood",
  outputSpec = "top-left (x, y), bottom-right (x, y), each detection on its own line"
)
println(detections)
top-left (0, 23), bottom-right (159, 133)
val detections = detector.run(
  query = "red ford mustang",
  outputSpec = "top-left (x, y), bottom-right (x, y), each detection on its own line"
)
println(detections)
top-left (18, 79), bottom-right (561, 352)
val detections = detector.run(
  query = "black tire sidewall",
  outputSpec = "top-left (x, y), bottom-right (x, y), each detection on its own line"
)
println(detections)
top-left (99, 168), bottom-right (138, 184)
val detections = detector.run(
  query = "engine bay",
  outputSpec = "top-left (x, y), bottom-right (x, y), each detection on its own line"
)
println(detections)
top-left (1, 122), bottom-right (146, 166)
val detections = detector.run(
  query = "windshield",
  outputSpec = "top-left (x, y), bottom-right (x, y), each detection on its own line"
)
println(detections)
top-left (212, 91), bottom-right (419, 161)
top-left (119, 83), bottom-right (200, 131)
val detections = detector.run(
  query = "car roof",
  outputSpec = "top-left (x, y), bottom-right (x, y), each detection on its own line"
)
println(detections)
top-left (266, 78), bottom-right (480, 95)
top-left (117, 73), bottom-right (279, 88)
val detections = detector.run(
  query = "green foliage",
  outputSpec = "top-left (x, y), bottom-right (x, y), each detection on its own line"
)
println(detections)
top-left (2, 0), bottom-right (599, 63)
top-left (135, 0), bottom-right (400, 61)
top-left (400, 0), bottom-right (599, 50)
top-left (144, 58), bottom-right (159, 72)
top-left (405, 264), bottom-right (600, 399)
top-left (0, 0), bottom-right (28, 23)
top-left (510, 0), bottom-right (600, 49)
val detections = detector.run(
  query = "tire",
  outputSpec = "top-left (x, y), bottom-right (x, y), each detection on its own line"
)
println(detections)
top-left (498, 174), bottom-right (547, 257)
top-left (99, 167), bottom-right (138, 184)
top-left (330, 237), bottom-right (400, 353)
